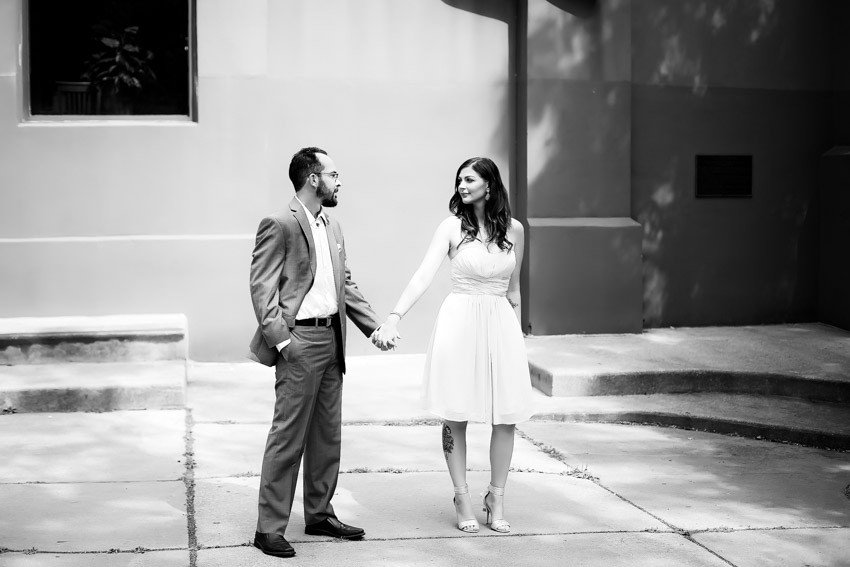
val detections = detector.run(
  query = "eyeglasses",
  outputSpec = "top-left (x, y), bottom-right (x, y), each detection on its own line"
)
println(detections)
top-left (312, 171), bottom-right (340, 181)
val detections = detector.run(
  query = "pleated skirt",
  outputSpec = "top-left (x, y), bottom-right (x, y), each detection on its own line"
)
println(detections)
top-left (421, 293), bottom-right (534, 425)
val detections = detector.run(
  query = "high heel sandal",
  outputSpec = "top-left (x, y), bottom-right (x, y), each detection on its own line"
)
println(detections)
top-left (483, 484), bottom-right (511, 533)
top-left (453, 485), bottom-right (480, 533)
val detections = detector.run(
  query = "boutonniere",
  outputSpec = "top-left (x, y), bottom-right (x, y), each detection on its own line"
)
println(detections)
top-left (337, 244), bottom-right (342, 252)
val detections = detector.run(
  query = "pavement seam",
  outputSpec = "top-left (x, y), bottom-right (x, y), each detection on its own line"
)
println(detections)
top-left (192, 528), bottom-right (682, 549)
top-left (183, 407), bottom-right (198, 567)
top-left (195, 418), bottom-right (445, 426)
top-left (680, 535), bottom-right (739, 566)
top-left (0, 547), bottom-right (187, 555)
top-left (516, 429), bottom-right (746, 566)
top-left (4, 529), bottom-right (711, 556)
top-left (688, 525), bottom-right (850, 534)
top-left (9, 526), bottom-right (845, 556)
top-left (0, 478), bottom-right (183, 485)
top-left (515, 429), bottom-right (683, 526)
top-left (194, 468), bottom-right (574, 480)
top-left (514, 429), bottom-right (599, 481)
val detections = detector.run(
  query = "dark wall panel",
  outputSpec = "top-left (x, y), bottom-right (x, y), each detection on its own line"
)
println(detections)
top-left (632, 85), bottom-right (830, 327)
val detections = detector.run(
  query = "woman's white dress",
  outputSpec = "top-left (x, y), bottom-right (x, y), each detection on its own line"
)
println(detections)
top-left (421, 239), bottom-right (534, 425)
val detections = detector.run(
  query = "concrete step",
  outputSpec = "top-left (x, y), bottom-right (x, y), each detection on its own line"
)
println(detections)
top-left (0, 361), bottom-right (186, 412)
top-left (526, 324), bottom-right (850, 401)
top-left (0, 314), bottom-right (187, 364)
top-left (531, 392), bottom-right (850, 450)
top-left (529, 367), bottom-right (850, 402)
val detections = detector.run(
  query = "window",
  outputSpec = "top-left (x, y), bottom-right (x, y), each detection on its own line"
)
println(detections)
top-left (695, 155), bottom-right (753, 198)
top-left (26, 0), bottom-right (196, 119)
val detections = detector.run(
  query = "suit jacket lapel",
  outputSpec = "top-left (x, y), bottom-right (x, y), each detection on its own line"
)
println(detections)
top-left (325, 216), bottom-right (342, 294)
top-left (290, 197), bottom-right (316, 277)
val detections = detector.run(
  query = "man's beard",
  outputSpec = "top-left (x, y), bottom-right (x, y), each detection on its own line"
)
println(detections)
top-left (317, 181), bottom-right (338, 207)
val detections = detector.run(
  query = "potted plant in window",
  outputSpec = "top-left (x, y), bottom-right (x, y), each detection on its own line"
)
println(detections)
top-left (82, 22), bottom-right (156, 114)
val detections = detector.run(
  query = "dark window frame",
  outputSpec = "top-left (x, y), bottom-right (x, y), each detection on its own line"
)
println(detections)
top-left (20, 0), bottom-right (198, 123)
top-left (694, 154), bottom-right (754, 199)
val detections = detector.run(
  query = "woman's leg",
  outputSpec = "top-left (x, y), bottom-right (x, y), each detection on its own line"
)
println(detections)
top-left (442, 420), bottom-right (468, 486)
top-left (486, 423), bottom-right (516, 523)
top-left (489, 423), bottom-right (516, 487)
top-left (442, 420), bottom-right (476, 521)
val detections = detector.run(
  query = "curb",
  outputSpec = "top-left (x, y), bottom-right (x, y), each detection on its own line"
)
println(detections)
top-left (0, 314), bottom-right (188, 365)
top-left (530, 411), bottom-right (850, 451)
top-left (2, 385), bottom-right (185, 413)
top-left (0, 361), bottom-right (188, 413)
top-left (529, 367), bottom-right (850, 402)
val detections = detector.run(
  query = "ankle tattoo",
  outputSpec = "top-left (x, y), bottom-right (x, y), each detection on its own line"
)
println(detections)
top-left (442, 423), bottom-right (454, 455)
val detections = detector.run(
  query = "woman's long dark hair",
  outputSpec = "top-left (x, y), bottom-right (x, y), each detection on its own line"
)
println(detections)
top-left (449, 157), bottom-right (513, 251)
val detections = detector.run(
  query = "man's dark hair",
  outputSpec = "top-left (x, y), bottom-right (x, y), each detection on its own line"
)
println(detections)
top-left (289, 147), bottom-right (327, 190)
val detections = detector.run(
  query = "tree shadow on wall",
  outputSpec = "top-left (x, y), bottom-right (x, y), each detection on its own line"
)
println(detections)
top-left (524, 0), bottom-right (790, 231)
top-left (631, 1), bottom-right (825, 327)
top-left (635, 0), bottom-right (783, 95)
top-left (525, 0), bottom-right (629, 221)
top-left (441, 0), bottom-right (821, 329)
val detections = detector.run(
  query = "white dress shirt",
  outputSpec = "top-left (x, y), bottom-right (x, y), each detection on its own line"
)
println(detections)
top-left (277, 197), bottom-right (339, 351)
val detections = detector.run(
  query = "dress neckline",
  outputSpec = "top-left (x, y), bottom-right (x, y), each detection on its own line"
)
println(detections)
top-left (450, 238), bottom-right (512, 261)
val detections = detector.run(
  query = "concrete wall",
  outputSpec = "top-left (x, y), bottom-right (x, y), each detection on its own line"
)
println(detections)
top-left (820, 3), bottom-right (850, 330)
top-left (2, 0), bottom-right (844, 358)
top-left (0, 0), bottom-right (514, 360)
top-left (631, 0), bottom-right (831, 327)
top-left (819, 150), bottom-right (850, 330)
top-left (524, 0), bottom-right (643, 335)
top-left (832, 0), bottom-right (850, 145)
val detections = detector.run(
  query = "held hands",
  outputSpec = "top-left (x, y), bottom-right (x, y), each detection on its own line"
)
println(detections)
top-left (371, 314), bottom-right (402, 351)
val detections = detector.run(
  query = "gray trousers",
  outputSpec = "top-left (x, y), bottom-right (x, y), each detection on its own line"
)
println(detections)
top-left (256, 324), bottom-right (343, 535)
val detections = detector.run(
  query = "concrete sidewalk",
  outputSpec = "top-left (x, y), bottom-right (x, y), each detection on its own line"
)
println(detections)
top-left (1, 325), bottom-right (850, 566)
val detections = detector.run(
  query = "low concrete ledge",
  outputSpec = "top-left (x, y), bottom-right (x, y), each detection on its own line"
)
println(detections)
top-left (0, 361), bottom-right (186, 412)
top-left (527, 324), bottom-right (850, 401)
top-left (528, 392), bottom-right (850, 451)
top-left (530, 366), bottom-right (850, 402)
top-left (0, 314), bottom-right (188, 364)
top-left (530, 412), bottom-right (850, 451)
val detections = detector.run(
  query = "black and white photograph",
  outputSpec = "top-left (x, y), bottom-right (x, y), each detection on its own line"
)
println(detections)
top-left (1, 1), bottom-right (849, 566)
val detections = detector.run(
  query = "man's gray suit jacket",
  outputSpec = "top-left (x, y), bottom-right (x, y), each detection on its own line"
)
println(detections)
top-left (249, 196), bottom-right (379, 372)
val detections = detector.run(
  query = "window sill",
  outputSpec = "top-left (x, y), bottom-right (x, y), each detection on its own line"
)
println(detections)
top-left (19, 116), bottom-right (197, 127)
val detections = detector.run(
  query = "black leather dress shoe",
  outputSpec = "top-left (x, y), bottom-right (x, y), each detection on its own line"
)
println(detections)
top-left (253, 532), bottom-right (295, 558)
top-left (304, 517), bottom-right (365, 540)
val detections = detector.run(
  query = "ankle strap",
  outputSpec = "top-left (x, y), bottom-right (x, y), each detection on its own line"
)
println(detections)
top-left (453, 484), bottom-right (469, 495)
top-left (488, 484), bottom-right (505, 496)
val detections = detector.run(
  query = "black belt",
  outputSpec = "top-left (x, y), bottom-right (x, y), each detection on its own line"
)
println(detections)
top-left (294, 314), bottom-right (338, 327)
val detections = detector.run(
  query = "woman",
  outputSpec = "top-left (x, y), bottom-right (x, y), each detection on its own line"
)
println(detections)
top-left (373, 157), bottom-right (534, 534)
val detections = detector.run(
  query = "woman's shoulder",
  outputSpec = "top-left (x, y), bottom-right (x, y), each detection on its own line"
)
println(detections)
top-left (508, 217), bottom-right (524, 234)
top-left (438, 215), bottom-right (462, 231)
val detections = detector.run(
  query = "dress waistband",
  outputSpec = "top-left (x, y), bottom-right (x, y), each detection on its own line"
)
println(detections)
top-left (450, 287), bottom-right (507, 297)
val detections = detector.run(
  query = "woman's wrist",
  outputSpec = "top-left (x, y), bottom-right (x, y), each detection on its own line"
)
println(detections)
top-left (388, 311), bottom-right (403, 321)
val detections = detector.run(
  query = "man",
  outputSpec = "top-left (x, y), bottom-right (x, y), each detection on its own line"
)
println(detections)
top-left (248, 147), bottom-right (392, 558)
